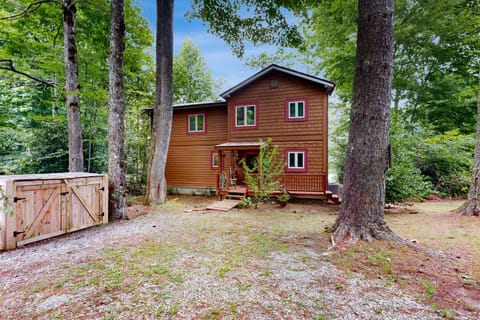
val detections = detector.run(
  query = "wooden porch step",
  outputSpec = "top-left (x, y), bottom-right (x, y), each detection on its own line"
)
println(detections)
top-left (206, 199), bottom-right (241, 211)
top-left (226, 194), bottom-right (244, 200)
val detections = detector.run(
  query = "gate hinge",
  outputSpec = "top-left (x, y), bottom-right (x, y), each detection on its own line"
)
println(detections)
top-left (13, 230), bottom-right (25, 237)
top-left (99, 212), bottom-right (105, 217)
top-left (60, 191), bottom-right (69, 196)
top-left (13, 196), bottom-right (26, 203)
top-left (98, 187), bottom-right (105, 191)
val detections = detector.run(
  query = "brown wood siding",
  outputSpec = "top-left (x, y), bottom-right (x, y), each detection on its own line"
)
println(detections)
top-left (278, 142), bottom-right (325, 175)
top-left (165, 106), bottom-right (227, 188)
top-left (227, 70), bottom-right (329, 175)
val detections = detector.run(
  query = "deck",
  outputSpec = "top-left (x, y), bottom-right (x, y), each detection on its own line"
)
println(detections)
top-left (216, 173), bottom-right (337, 202)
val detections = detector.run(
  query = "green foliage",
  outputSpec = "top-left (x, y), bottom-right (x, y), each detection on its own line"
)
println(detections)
top-left (242, 138), bottom-right (285, 203)
top-left (385, 112), bottom-right (433, 203)
top-left (420, 278), bottom-right (437, 300)
top-left (306, 0), bottom-right (479, 123)
top-left (328, 101), bottom-right (350, 183)
top-left (173, 38), bottom-right (220, 103)
top-left (0, 0), bottom-right (154, 180)
top-left (277, 191), bottom-right (290, 203)
top-left (188, 0), bottom-right (305, 57)
top-left (417, 130), bottom-right (474, 197)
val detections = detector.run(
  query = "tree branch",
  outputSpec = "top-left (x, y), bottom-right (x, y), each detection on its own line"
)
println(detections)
top-left (0, 0), bottom-right (60, 21)
top-left (0, 59), bottom-right (55, 87)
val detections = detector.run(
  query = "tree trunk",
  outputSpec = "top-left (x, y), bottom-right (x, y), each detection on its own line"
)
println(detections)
top-left (62, 0), bottom-right (83, 172)
top-left (146, 0), bottom-right (174, 205)
top-left (458, 65), bottom-right (480, 216)
top-left (333, 0), bottom-right (396, 242)
top-left (108, 0), bottom-right (127, 219)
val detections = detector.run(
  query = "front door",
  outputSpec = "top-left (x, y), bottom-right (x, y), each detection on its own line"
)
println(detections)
top-left (245, 152), bottom-right (258, 172)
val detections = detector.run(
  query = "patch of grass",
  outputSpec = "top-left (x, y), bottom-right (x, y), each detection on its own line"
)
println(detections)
top-left (229, 302), bottom-right (238, 315)
top-left (87, 276), bottom-right (100, 286)
top-left (237, 282), bottom-right (251, 291)
top-left (432, 303), bottom-right (458, 319)
top-left (247, 234), bottom-right (288, 256)
top-left (420, 278), bottom-right (437, 300)
top-left (169, 303), bottom-right (180, 315)
top-left (103, 267), bottom-right (124, 292)
top-left (219, 265), bottom-right (231, 278)
top-left (204, 309), bottom-right (221, 319)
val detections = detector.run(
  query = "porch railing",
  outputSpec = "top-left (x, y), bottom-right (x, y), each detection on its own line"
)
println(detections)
top-left (280, 174), bottom-right (327, 193)
top-left (216, 172), bottom-right (327, 195)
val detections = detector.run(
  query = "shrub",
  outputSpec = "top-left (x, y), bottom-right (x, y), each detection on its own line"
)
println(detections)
top-left (417, 130), bottom-right (474, 197)
top-left (242, 138), bottom-right (285, 203)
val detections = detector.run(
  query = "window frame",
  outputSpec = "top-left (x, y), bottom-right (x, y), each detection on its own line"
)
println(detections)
top-left (187, 113), bottom-right (207, 135)
top-left (233, 103), bottom-right (258, 129)
top-left (285, 98), bottom-right (308, 122)
top-left (210, 151), bottom-right (220, 170)
top-left (285, 149), bottom-right (308, 172)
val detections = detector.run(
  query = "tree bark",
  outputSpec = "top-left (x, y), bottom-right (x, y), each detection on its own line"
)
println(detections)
top-left (458, 65), bottom-right (480, 216)
top-left (146, 0), bottom-right (174, 205)
top-left (107, 0), bottom-right (127, 219)
top-left (62, 0), bottom-right (83, 172)
top-left (333, 0), bottom-right (396, 242)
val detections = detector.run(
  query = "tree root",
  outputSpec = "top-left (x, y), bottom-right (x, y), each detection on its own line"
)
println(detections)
top-left (456, 202), bottom-right (480, 217)
top-left (330, 222), bottom-right (455, 261)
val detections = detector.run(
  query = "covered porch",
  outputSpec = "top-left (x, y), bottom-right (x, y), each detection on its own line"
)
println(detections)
top-left (214, 141), bottom-right (328, 199)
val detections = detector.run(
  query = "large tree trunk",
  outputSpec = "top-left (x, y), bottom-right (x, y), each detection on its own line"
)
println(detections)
top-left (146, 0), bottom-right (174, 205)
top-left (62, 0), bottom-right (83, 172)
top-left (459, 65), bottom-right (480, 216)
top-left (107, 0), bottom-right (127, 219)
top-left (333, 0), bottom-right (396, 242)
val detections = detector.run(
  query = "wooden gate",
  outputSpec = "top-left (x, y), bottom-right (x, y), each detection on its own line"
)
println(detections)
top-left (64, 177), bottom-right (105, 232)
top-left (14, 182), bottom-right (65, 246)
top-left (0, 173), bottom-right (108, 250)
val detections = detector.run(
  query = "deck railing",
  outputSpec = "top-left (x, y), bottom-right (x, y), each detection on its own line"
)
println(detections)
top-left (216, 172), bottom-right (327, 195)
top-left (280, 174), bottom-right (327, 193)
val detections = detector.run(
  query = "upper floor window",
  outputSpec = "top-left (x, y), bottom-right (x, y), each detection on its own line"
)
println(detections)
top-left (286, 99), bottom-right (307, 121)
top-left (188, 113), bottom-right (205, 134)
top-left (235, 104), bottom-right (257, 128)
top-left (285, 150), bottom-right (307, 172)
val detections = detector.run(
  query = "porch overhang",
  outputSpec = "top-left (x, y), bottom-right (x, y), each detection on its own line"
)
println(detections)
top-left (214, 141), bottom-right (267, 151)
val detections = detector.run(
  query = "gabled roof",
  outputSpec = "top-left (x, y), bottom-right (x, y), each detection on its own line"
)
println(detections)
top-left (220, 64), bottom-right (336, 98)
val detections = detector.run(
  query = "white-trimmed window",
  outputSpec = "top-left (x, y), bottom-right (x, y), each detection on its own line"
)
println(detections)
top-left (235, 105), bottom-right (256, 128)
top-left (188, 114), bottom-right (205, 133)
top-left (287, 100), bottom-right (307, 120)
top-left (211, 152), bottom-right (219, 169)
top-left (286, 150), bottom-right (307, 172)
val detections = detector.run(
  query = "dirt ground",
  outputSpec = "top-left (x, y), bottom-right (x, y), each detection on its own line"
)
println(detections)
top-left (0, 196), bottom-right (479, 319)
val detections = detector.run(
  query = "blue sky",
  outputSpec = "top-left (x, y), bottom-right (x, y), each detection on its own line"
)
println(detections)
top-left (138, 0), bottom-right (276, 92)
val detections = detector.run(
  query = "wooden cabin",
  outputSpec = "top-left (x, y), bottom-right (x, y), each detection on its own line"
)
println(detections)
top-left (152, 64), bottom-right (335, 200)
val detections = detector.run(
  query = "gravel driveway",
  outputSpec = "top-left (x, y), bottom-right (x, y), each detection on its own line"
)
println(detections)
top-left (0, 200), bottom-right (469, 319)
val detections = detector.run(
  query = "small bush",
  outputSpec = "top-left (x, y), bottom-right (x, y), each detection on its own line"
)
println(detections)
top-left (417, 130), bottom-right (474, 197)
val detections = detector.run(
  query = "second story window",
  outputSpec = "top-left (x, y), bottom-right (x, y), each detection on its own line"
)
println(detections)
top-left (286, 99), bottom-right (307, 121)
top-left (188, 113), bottom-right (205, 134)
top-left (235, 105), bottom-right (256, 128)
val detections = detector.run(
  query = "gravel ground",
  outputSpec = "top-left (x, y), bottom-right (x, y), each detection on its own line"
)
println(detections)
top-left (0, 201), bottom-right (475, 319)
